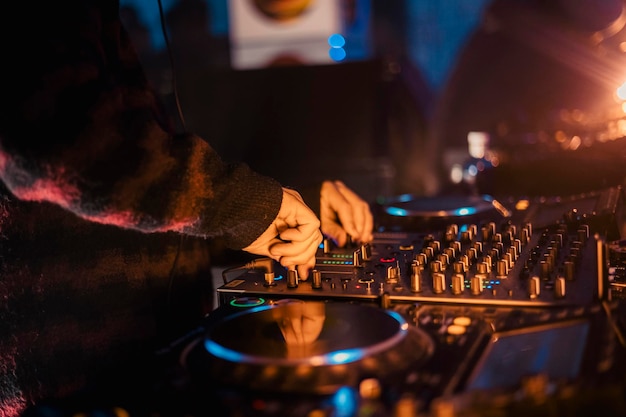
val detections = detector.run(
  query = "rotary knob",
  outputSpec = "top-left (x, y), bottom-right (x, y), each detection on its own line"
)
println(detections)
top-left (287, 269), bottom-right (299, 288)
top-left (452, 273), bottom-right (465, 295)
top-left (529, 276), bottom-right (541, 298)
top-left (433, 273), bottom-right (446, 294)
top-left (470, 275), bottom-right (483, 295)
top-left (312, 270), bottom-right (322, 289)
top-left (554, 276), bottom-right (566, 298)
top-left (410, 263), bottom-right (423, 293)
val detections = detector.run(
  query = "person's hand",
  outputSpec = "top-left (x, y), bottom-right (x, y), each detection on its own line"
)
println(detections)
top-left (320, 180), bottom-right (374, 247)
top-left (243, 188), bottom-right (322, 279)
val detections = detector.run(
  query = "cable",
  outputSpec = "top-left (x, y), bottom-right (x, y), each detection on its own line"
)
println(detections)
top-left (154, 0), bottom-right (188, 314)
top-left (221, 257), bottom-right (275, 285)
top-left (156, 0), bottom-right (187, 131)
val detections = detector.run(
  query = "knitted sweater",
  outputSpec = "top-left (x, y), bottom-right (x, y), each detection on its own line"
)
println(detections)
top-left (0, 0), bottom-right (284, 250)
top-left (0, 0), bottom-right (288, 415)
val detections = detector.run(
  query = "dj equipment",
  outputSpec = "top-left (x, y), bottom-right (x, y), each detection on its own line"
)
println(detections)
top-left (172, 187), bottom-right (626, 417)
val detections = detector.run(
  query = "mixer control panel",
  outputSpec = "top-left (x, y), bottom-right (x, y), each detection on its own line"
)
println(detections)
top-left (220, 221), bottom-right (610, 308)
top-left (220, 188), bottom-right (624, 309)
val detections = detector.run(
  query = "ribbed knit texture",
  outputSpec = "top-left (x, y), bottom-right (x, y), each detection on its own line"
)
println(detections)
top-left (0, 0), bottom-right (287, 415)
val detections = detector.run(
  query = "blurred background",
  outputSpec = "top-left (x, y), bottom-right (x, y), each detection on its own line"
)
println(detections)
top-left (120, 0), bottom-right (626, 204)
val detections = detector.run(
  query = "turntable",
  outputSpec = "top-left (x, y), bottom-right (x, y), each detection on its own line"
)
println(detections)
top-left (182, 300), bottom-right (434, 395)
top-left (376, 194), bottom-right (512, 232)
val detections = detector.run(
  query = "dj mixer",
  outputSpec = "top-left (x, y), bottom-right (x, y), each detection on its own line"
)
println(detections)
top-left (163, 187), bottom-right (626, 417)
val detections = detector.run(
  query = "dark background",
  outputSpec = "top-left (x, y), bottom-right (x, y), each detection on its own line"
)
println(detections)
top-left (120, 0), bottom-right (626, 201)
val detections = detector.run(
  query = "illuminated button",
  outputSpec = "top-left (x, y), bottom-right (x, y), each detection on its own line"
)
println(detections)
top-left (447, 324), bottom-right (466, 335)
top-left (230, 297), bottom-right (265, 308)
top-left (453, 316), bottom-right (471, 326)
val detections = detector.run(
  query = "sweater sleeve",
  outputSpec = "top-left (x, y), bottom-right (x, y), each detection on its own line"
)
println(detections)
top-left (0, 0), bottom-right (283, 249)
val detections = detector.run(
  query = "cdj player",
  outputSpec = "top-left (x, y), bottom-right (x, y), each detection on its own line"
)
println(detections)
top-left (157, 186), bottom-right (626, 417)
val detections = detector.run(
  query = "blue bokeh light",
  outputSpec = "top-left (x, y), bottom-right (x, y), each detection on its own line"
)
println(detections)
top-left (329, 47), bottom-right (347, 62)
top-left (327, 349), bottom-right (364, 365)
top-left (385, 207), bottom-right (408, 217)
top-left (454, 207), bottom-right (477, 216)
top-left (331, 386), bottom-right (358, 417)
top-left (328, 33), bottom-right (346, 48)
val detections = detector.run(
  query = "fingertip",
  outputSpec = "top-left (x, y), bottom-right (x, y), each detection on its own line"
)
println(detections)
top-left (297, 266), bottom-right (309, 280)
top-left (335, 232), bottom-right (348, 248)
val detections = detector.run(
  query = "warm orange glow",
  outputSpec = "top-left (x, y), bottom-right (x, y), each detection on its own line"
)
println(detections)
top-left (571, 109), bottom-right (584, 123)
top-left (555, 130), bottom-right (567, 143)
top-left (515, 199), bottom-right (530, 211)
top-left (617, 80), bottom-right (626, 100)
top-left (619, 119), bottom-right (626, 137)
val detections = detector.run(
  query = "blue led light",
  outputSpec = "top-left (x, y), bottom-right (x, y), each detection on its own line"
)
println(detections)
top-left (327, 349), bottom-right (364, 364)
top-left (205, 339), bottom-right (245, 362)
top-left (331, 386), bottom-right (358, 417)
top-left (385, 207), bottom-right (408, 217)
top-left (454, 207), bottom-right (477, 216)
top-left (328, 33), bottom-right (346, 48)
top-left (387, 310), bottom-right (407, 325)
top-left (329, 47), bottom-right (347, 62)
top-left (397, 193), bottom-right (413, 203)
top-left (205, 340), bottom-right (367, 366)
